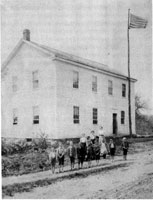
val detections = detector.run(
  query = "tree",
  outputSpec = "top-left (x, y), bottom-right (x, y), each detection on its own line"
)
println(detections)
top-left (135, 95), bottom-right (147, 117)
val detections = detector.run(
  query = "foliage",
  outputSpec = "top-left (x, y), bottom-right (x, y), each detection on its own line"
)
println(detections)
top-left (2, 139), bottom-right (33, 156)
top-left (2, 151), bottom-right (50, 177)
top-left (135, 95), bottom-right (147, 117)
top-left (1, 132), bottom-right (49, 156)
top-left (32, 132), bottom-right (48, 150)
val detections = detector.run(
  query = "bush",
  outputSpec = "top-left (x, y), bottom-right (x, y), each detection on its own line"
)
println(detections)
top-left (32, 132), bottom-right (48, 150)
top-left (1, 132), bottom-right (49, 156)
top-left (1, 139), bottom-right (33, 156)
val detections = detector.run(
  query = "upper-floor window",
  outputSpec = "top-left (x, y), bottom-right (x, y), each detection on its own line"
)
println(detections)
top-left (33, 106), bottom-right (39, 124)
top-left (108, 80), bottom-right (113, 95)
top-left (73, 106), bottom-right (79, 124)
top-left (122, 84), bottom-right (126, 97)
top-left (121, 111), bottom-right (125, 124)
top-left (32, 71), bottom-right (39, 89)
top-left (73, 71), bottom-right (79, 88)
top-left (92, 75), bottom-right (97, 92)
top-left (93, 108), bottom-right (98, 124)
top-left (13, 108), bottom-right (18, 125)
top-left (12, 76), bottom-right (18, 92)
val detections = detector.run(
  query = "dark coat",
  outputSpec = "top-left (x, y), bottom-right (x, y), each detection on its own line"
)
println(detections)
top-left (77, 143), bottom-right (86, 160)
top-left (121, 141), bottom-right (129, 150)
top-left (67, 145), bottom-right (76, 158)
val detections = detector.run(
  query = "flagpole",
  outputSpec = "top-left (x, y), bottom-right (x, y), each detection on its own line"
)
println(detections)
top-left (127, 9), bottom-right (132, 138)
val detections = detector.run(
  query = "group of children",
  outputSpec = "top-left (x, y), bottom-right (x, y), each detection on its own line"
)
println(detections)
top-left (48, 129), bottom-right (129, 174)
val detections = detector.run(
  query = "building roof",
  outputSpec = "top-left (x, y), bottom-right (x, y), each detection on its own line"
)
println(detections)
top-left (2, 39), bottom-right (137, 82)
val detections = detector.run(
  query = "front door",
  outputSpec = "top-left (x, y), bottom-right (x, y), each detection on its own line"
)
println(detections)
top-left (113, 113), bottom-right (118, 135)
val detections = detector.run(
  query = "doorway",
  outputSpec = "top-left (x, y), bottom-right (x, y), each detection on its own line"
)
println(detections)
top-left (112, 113), bottom-right (118, 135)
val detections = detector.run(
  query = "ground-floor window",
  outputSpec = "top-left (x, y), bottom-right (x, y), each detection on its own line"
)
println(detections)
top-left (26, 138), bottom-right (32, 142)
top-left (13, 108), bottom-right (18, 125)
top-left (33, 106), bottom-right (39, 124)
top-left (93, 108), bottom-right (98, 124)
top-left (121, 111), bottom-right (125, 124)
top-left (73, 106), bottom-right (79, 124)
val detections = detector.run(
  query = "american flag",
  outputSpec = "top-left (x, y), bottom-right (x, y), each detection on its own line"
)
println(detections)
top-left (129, 13), bottom-right (148, 29)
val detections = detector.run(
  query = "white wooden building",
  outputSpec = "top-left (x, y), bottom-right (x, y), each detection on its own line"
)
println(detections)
top-left (2, 30), bottom-right (136, 139)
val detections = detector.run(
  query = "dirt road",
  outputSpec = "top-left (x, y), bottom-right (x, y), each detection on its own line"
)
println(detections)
top-left (4, 141), bottom-right (153, 199)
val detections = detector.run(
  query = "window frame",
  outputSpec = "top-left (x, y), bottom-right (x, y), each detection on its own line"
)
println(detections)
top-left (92, 75), bottom-right (97, 92)
top-left (121, 111), bottom-right (125, 124)
top-left (73, 106), bottom-right (79, 124)
top-left (122, 84), bottom-right (126, 97)
top-left (13, 108), bottom-right (18, 125)
top-left (93, 108), bottom-right (98, 124)
top-left (33, 106), bottom-right (39, 124)
top-left (108, 80), bottom-right (113, 95)
top-left (73, 71), bottom-right (79, 89)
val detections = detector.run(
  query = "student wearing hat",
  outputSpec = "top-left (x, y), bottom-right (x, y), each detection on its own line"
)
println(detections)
top-left (109, 138), bottom-right (116, 162)
top-left (121, 137), bottom-right (129, 160)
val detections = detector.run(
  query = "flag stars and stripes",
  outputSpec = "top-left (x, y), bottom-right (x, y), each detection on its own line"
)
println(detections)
top-left (129, 13), bottom-right (148, 29)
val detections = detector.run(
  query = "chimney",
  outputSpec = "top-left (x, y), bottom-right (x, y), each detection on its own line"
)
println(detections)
top-left (23, 29), bottom-right (30, 41)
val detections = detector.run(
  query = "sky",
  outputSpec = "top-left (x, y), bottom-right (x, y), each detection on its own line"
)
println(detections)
top-left (1, 0), bottom-right (153, 114)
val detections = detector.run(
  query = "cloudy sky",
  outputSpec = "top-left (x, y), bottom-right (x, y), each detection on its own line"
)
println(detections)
top-left (1, 0), bottom-right (152, 114)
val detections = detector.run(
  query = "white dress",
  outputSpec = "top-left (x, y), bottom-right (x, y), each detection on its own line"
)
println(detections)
top-left (100, 142), bottom-right (107, 154)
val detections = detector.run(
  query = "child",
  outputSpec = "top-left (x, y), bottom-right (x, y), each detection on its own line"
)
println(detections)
top-left (121, 137), bottom-right (129, 160)
top-left (49, 147), bottom-right (56, 174)
top-left (90, 130), bottom-right (96, 144)
top-left (80, 133), bottom-right (87, 148)
top-left (86, 136), bottom-right (93, 168)
top-left (100, 140), bottom-right (107, 159)
top-left (77, 142), bottom-right (86, 169)
top-left (109, 138), bottom-right (116, 162)
top-left (67, 141), bottom-right (76, 170)
top-left (57, 142), bottom-right (65, 173)
top-left (93, 136), bottom-right (101, 165)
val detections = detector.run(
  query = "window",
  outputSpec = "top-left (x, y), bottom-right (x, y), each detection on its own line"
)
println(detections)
top-left (92, 75), bottom-right (97, 92)
top-left (93, 108), bottom-right (98, 124)
top-left (32, 71), bottom-right (39, 89)
top-left (13, 108), bottom-right (18, 125)
top-left (122, 84), bottom-right (126, 97)
top-left (33, 106), bottom-right (39, 124)
top-left (73, 106), bottom-right (79, 124)
top-left (73, 71), bottom-right (79, 88)
top-left (26, 138), bottom-right (32, 142)
top-left (12, 76), bottom-right (18, 92)
top-left (121, 111), bottom-right (125, 124)
top-left (108, 80), bottom-right (113, 95)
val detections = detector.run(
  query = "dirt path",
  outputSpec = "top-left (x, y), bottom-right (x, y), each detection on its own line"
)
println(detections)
top-left (4, 142), bottom-right (153, 199)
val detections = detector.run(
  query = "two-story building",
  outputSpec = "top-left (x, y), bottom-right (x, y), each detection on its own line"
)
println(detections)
top-left (1, 29), bottom-right (136, 139)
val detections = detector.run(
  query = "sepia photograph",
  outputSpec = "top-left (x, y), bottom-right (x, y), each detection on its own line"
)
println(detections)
top-left (1, 0), bottom-right (153, 199)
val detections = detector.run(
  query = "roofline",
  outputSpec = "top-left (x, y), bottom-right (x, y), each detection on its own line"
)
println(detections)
top-left (2, 39), bottom-right (55, 71)
top-left (2, 39), bottom-right (137, 83)
top-left (53, 56), bottom-right (137, 82)
top-left (2, 39), bottom-right (23, 71)
top-left (29, 41), bottom-right (137, 82)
